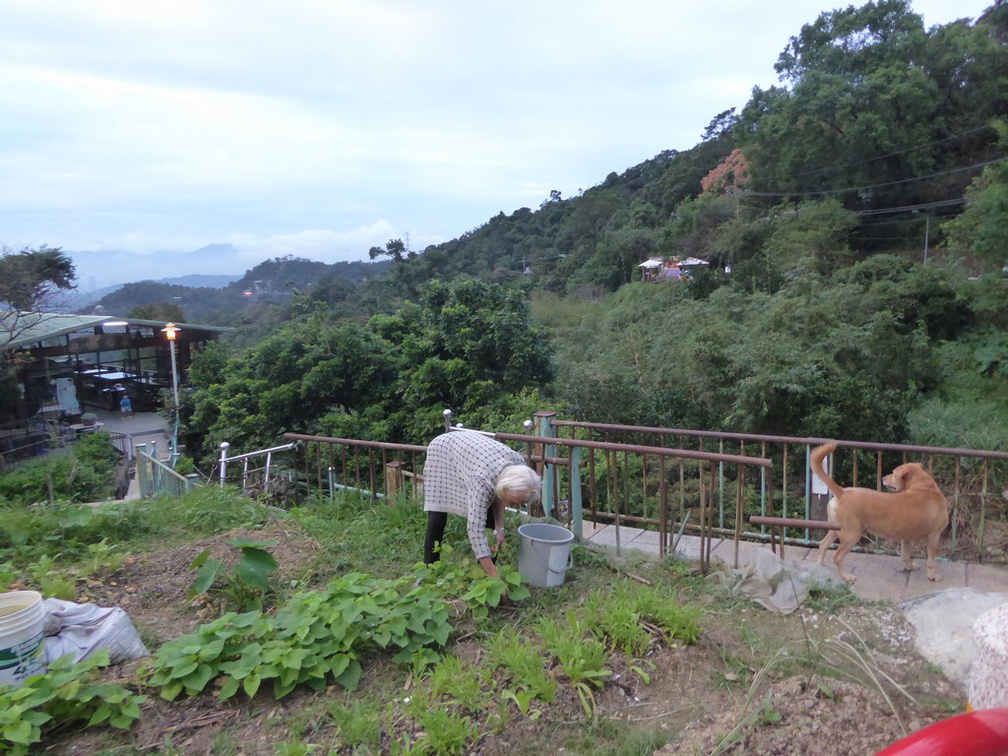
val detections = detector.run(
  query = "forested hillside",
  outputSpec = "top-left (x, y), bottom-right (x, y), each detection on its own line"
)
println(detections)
top-left (94, 257), bottom-right (393, 327)
top-left (169, 0), bottom-right (1007, 465)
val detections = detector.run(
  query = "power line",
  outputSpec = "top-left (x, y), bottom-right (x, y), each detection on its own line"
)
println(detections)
top-left (855, 197), bottom-right (965, 217)
top-left (781, 124), bottom-right (996, 181)
top-left (748, 157), bottom-right (1005, 199)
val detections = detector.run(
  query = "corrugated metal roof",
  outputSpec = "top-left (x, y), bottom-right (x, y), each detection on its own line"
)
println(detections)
top-left (1, 312), bottom-right (234, 351)
top-left (1, 313), bottom-right (107, 350)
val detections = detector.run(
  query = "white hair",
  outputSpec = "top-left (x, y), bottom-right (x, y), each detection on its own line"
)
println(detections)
top-left (495, 464), bottom-right (542, 504)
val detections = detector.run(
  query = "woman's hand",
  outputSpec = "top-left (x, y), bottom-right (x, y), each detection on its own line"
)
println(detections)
top-left (494, 527), bottom-right (506, 553)
top-left (478, 556), bottom-right (499, 578)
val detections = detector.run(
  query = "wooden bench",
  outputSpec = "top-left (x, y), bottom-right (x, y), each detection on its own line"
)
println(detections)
top-left (748, 516), bottom-right (839, 560)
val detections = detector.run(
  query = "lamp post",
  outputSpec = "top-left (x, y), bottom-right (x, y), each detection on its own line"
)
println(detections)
top-left (161, 323), bottom-right (181, 465)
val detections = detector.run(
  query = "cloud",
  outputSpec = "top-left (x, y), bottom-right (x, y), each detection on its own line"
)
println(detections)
top-left (1, 0), bottom-right (994, 289)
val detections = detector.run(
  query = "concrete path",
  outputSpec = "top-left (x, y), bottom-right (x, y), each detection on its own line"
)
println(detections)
top-left (581, 520), bottom-right (1008, 691)
top-left (89, 408), bottom-right (172, 458)
top-left (86, 409), bottom-right (172, 501)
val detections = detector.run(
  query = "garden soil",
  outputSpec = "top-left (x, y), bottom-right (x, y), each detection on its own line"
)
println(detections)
top-left (46, 523), bottom-right (966, 755)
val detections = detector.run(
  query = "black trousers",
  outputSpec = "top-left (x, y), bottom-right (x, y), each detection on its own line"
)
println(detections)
top-left (424, 508), bottom-right (494, 564)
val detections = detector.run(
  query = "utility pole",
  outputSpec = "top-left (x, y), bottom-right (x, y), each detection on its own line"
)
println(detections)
top-left (913, 210), bottom-right (931, 265)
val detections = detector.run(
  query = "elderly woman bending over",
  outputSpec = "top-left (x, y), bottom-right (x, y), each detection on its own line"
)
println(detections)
top-left (423, 430), bottom-right (542, 578)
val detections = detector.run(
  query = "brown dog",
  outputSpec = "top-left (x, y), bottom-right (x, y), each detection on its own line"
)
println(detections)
top-left (812, 442), bottom-right (948, 583)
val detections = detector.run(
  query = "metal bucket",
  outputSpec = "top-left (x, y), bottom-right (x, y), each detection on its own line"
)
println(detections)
top-left (517, 523), bottom-right (574, 588)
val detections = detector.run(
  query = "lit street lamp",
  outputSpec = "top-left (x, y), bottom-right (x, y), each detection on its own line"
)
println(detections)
top-left (161, 322), bottom-right (181, 465)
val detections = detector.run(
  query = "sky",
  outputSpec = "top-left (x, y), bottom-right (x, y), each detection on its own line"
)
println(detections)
top-left (0, 1), bottom-right (996, 291)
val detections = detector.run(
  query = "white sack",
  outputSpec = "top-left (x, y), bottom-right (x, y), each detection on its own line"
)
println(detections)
top-left (41, 598), bottom-right (149, 666)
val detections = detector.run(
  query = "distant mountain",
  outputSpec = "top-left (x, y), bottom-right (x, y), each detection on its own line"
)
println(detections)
top-left (65, 284), bottom-right (124, 311)
top-left (87, 255), bottom-right (393, 323)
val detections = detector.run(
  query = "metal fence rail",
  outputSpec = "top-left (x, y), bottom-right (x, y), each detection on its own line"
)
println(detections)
top-left (214, 441), bottom-right (300, 496)
top-left (550, 418), bottom-right (1008, 562)
top-left (282, 426), bottom-right (772, 574)
top-left (282, 411), bottom-right (1008, 567)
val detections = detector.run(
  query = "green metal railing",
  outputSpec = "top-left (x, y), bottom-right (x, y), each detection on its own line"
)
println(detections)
top-left (135, 451), bottom-right (198, 498)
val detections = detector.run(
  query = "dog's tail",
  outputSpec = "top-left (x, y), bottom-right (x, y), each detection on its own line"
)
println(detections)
top-left (810, 442), bottom-right (845, 499)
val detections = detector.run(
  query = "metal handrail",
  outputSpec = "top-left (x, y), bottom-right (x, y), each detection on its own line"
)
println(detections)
top-left (218, 440), bottom-right (299, 492)
top-left (553, 418), bottom-right (1008, 559)
top-left (283, 425), bottom-right (772, 575)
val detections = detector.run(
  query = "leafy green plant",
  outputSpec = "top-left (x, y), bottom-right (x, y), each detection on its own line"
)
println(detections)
top-left (459, 565), bottom-right (529, 619)
top-left (0, 650), bottom-right (144, 755)
top-left (147, 571), bottom-right (453, 702)
top-left (417, 542), bottom-right (531, 619)
top-left (22, 553), bottom-right (75, 600)
top-left (78, 538), bottom-right (124, 578)
top-left (189, 538), bottom-right (280, 611)
top-left (0, 561), bottom-right (15, 592)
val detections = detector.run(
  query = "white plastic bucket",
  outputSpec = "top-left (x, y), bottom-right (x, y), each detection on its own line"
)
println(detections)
top-left (518, 523), bottom-right (574, 588)
top-left (0, 590), bottom-right (47, 687)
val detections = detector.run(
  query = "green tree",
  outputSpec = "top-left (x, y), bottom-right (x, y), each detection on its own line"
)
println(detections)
top-left (0, 244), bottom-right (75, 311)
top-left (0, 245), bottom-right (76, 367)
top-left (369, 238), bottom-right (407, 262)
top-left (373, 278), bottom-right (553, 441)
top-left (763, 198), bottom-right (858, 276)
top-left (735, 0), bottom-right (1005, 218)
top-left (942, 121), bottom-right (1008, 270)
top-left (185, 316), bottom-right (399, 457)
top-left (127, 303), bottom-right (186, 322)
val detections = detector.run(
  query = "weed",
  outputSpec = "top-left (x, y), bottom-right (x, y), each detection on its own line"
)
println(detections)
top-left (803, 581), bottom-right (862, 614)
top-left (485, 630), bottom-right (556, 704)
top-left (712, 653), bottom-right (751, 690)
top-left (327, 698), bottom-right (383, 753)
top-left (423, 655), bottom-right (488, 714)
top-left (0, 434), bottom-right (119, 506)
top-left (410, 707), bottom-right (478, 755)
top-left (210, 729), bottom-right (239, 755)
top-left (158, 735), bottom-right (185, 755)
top-left (709, 647), bottom-right (791, 755)
top-left (157, 485), bottom-right (271, 535)
top-left (561, 718), bottom-right (672, 756)
top-left (756, 699), bottom-right (782, 725)
top-left (0, 561), bottom-right (15, 591)
top-left (23, 553), bottom-right (76, 599)
top-left (79, 538), bottom-right (124, 578)
top-left (274, 741), bottom-right (322, 756)
top-left (806, 619), bottom-right (919, 735)
top-left (536, 612), bottom-right (612, 719)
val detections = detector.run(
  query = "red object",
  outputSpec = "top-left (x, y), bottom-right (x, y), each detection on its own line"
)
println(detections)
top-left (875, 709), bottom-right (1008, 756)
